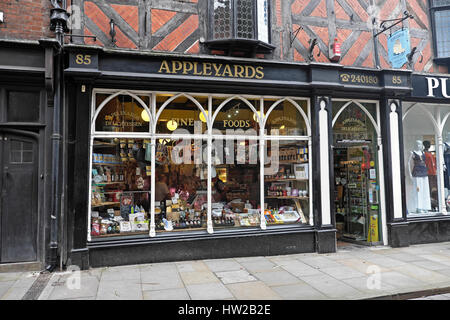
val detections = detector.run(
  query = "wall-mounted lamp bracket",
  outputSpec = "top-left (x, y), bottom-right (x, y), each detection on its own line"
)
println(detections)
top-left (110, 19), bottom-right (116, 46)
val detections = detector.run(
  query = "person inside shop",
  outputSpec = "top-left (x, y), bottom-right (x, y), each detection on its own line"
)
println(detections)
top-left (155, 173), bottom-right (170, 202)
top-left (248, 173), bottom-right (260, 208)
top-left (212, 174), bottom-right (227, 202)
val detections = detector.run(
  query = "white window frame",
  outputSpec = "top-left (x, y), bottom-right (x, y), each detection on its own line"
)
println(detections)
top-left (87, 89), bottom-right (312, 241)
top-left (402, 102), bottom-right (450, 217)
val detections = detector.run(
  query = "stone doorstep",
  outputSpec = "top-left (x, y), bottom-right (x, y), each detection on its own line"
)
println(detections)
top-left (366, 285), bottom-right (450, 300)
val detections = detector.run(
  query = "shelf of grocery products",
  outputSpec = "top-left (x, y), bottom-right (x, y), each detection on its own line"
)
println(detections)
top-left (94, 231), bottom-right (149, 238)
top-left (92, 163), bottom-right (126, 166)
top-left (265, 196), bottom-right (309, 200)
top-left (91, 201), bottom-right (120, 208)
top-left (278, 160), bottom-right (308, 164)
top-left (264, 178), bottom-right (308, 182)
top-left (156, 226), bottom-right (207, 232)
top-left (93, 181), bottom-right (126, 186)
top-left (93, 142), bottom-right (117, 147)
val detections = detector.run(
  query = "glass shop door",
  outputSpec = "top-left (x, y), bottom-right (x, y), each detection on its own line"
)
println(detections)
top-left (332, 102), bottom-right (382, 245)
top-left (334, 144), bottom-right (381, 244)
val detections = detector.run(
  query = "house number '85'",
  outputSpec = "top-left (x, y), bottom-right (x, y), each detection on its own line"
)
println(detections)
top-left (75, 54), bottom-right (91, 65)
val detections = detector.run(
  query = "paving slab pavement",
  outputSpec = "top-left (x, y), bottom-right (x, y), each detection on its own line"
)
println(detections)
top-left (3, 241), bottom-right (450, 300)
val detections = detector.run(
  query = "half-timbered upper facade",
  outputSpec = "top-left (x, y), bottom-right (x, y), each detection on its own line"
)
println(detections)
top-left (0, 0), bottom-right (446, 72)
top-left (63, 0), bottom-right (449, 73)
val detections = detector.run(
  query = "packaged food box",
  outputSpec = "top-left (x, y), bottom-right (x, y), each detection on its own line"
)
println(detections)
top-left (131, 221), bottom-right (149, 231)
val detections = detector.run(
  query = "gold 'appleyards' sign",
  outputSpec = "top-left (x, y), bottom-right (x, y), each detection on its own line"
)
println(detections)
top-left (158, 60), bottom-right (265, 79)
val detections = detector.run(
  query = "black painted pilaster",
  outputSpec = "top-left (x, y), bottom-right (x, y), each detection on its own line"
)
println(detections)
top-left (67, 82), bottom-right (92, 270)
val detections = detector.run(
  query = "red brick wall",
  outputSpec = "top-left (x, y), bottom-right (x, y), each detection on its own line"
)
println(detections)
top-left (82, 1), bottom-right (199, 53)
top-left (0, 0), bottom-right (54, 40)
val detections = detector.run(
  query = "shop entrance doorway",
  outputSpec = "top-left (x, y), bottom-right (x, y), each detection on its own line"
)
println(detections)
top-left (0, 131), bottom-right (38, 263)
top-left (332, 101), bottom-right (385, 245)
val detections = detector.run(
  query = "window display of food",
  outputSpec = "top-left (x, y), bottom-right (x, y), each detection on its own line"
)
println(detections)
top-left (153, 139), bottom-right (208, 232)
top-left (90, 138), bottom-right (151, 237)
top-left (88, 92), bottom-right (312, 238)
top-left (264, 141), bottom-right (310, 225)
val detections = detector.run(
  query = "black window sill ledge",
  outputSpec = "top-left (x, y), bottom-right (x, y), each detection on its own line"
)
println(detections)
top-left (203, 39), bottom-right (276, 56)
top-left (87, 223), bottom-right (315, 248)
top-left (433, 57), bottom-right (450, 65)
top-left (407, 214), bottom-right (450, 223)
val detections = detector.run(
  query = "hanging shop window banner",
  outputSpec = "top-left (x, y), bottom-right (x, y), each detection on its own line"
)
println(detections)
top-left (387, 29), bottom-right (411, 69)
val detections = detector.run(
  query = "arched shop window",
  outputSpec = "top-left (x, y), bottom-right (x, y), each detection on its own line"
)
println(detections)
top-left (89, 91), bottom-right (153, 240)
top-left (93, 93), bottom-right (151, 133)
top-left (402, 102), bottom-right (450, 217)
top-left (153, 94), bottom-right (209, 233)
top-left (211, 96), bottom-right (261, 229)
top-left (155, 94), bottom-right (208, 135)
top-left (263, 98), bottom-right (312, 226)
top-left (264, 98), bottom-right (309, 136)
top-left (87, 90), bottom-right (312, 240)
top-left (212, 96), bottom-right (259, 134)
top-left (332, 100), bottom-right (383, 244)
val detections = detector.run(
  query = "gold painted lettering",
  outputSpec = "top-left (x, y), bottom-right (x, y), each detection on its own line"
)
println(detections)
top-left (213, 63), bottom-right (223, 76)
top-left (245, 120), bottom-right (250, 127)
top-left (158, 60), bottom-right (172, 74)
top-left (245, 66), bottom-right (256, 78)
top-left (183, 61), bottom-right (193, 75)
top-left (234, 65), bottom-right (245, 78)
top-left (203, 63), bottom-right (212, 76)
top-left (172, 61), bottom-right (183, 73)
top-left (193, 62), bottom-right (202, 75)
top-left (222, 64), bottom-right (233, 77)
top-left (255, 66), bottom-right (264, 79)
top-left (75, 54), bottom-right (84, 64)
top-left (223, 120), bottom-right (229, 128)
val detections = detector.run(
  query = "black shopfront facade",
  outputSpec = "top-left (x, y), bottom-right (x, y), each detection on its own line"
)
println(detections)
top-left (64, 44), bottom-right (423, 269)
top-left (7, 40), bottom-right (450, 270)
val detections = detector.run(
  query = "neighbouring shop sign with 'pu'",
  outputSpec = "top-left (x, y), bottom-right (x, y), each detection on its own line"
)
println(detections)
top-left (387, 29), bottom-right (411, 69)
top-left (412, 75), bottom-right (450, 99)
